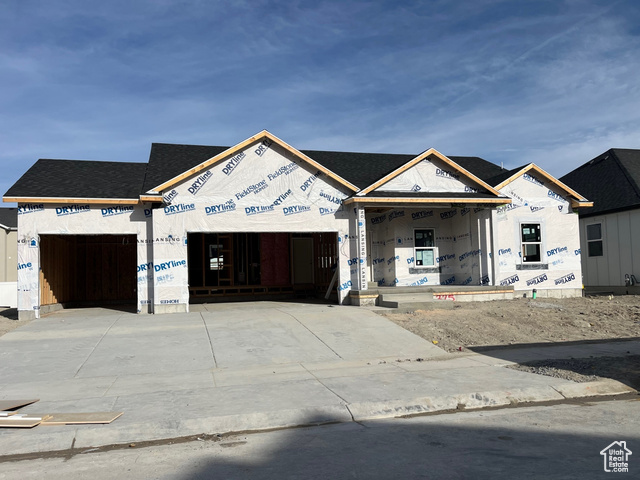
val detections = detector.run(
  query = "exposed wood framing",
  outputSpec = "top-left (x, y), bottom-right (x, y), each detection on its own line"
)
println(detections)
top-left (358, 148), bottom-right (502, 196)
top-left (344, 197), bottom-right (512, 205)
top-left (3, 197), bottom-right (139, 205)
top-left (151, 130), bottom-right (359, 194)
top-left (494, 163), bottom-right (591, 203)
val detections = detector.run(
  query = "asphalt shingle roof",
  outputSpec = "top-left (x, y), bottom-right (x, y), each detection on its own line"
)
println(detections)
top-left (4, 159), bottom-right (148, 200)
top-left (5, 141), bottom-right (511, 200)
top-left (143, 143), bottom-right (506, 192)
top-left (560, 149), bottom-right (640, 217)
top-left (0, 207), bottom-right (17, 229)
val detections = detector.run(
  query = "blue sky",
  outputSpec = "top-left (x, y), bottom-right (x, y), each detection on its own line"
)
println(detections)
top-left (2, 0), bottom-right (640, 203)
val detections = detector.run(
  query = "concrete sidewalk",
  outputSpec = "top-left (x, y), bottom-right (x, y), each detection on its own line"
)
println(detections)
top-left (0, 302), bottom-right (636, 457)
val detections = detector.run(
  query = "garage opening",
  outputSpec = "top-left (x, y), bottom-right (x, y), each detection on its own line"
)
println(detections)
top-left (187, 232), bottom-right (338, 302)
top-left (39, 234), bottom-right (137, 309)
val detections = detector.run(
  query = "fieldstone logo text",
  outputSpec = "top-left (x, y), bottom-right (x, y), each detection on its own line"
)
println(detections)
top-left (102, 206), bottom-right (134, 217)
top-left (57, 205), bottom-right (91, 216)
top-left (235, 180), bottom-right (268, 200)
top-left (268, 162), bottom-right (298, 181)
top-left (600, 441), bottom-right (631, 473)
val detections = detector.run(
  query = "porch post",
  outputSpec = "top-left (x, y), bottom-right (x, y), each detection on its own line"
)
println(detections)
top-left (357, 206), bottom-right (368, 290)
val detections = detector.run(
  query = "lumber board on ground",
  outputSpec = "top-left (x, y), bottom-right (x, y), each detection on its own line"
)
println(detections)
top-left (41, 412), bottom-right (123, 425)
top-left (0, 399), bottom-right (39, 411)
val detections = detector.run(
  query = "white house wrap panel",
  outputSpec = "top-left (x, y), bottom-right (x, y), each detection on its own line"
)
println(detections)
top-left (494, 173), bottom-right (582, 292)
top-left (152, 140), bottom-right (354, 310)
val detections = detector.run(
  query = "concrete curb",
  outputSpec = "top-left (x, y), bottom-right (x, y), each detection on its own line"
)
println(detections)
top-left (1, 380), bottom-right (635, 458)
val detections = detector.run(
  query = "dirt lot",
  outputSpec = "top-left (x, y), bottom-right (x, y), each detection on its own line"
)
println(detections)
top-left (0, 308), bottom-right (25, 336)
top-left (382, 295), bottom-right (640, 387)
top-left (382, 295), bottom-right (640, 353)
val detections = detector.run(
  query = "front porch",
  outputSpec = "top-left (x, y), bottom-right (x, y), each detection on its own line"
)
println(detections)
top-left (350, 284), bottom-right (516, 308)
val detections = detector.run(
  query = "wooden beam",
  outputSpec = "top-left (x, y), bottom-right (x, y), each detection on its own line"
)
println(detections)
top-left (343, 197), bottom-right (512, 205)
top-left (151, 130), bottom-right (359, 194)
top-left (358, 148), bottom-right (502, 197)
top-left (494, 164), bottom-right (592, 204)
top-left (3, 197), bottom-right (139, 205)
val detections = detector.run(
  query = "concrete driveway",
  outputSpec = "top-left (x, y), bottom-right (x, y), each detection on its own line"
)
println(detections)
top-left (2, 301), bottom-right (627, 457)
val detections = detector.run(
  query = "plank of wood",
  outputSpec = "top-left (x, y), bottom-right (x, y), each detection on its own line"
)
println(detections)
top-left (41, 412), bottom-right (123, 425)
top-left (0, 399), bottom-right (39, 411)
top-left (0, 418), bottom-right (42, 428)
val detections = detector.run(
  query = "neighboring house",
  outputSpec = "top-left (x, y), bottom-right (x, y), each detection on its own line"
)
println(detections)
top-left (3, 131), bottom-right (591, 320)
top-left (0, 207), bottom-right (18, 308)
top-left (560, 149), bottom-right (640, 294)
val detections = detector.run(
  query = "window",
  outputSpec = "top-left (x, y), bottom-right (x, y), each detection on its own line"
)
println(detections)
top-left (521, 223), bottom-right (541, 263)
top-left (414, 229), bottom-right (436, 266)
top-left (587, 223), bottom-right (603, 257)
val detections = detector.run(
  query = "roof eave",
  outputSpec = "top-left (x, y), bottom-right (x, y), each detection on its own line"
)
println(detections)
top-left (358, 148), bottom-right (503, 196)
top-left (150, 130), bottom-right (360, 194)
top-left (3, 196), bottom-right (141, 205)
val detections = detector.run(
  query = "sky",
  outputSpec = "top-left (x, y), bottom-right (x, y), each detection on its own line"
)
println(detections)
top-left (2, 0), bottom-right (640, 204)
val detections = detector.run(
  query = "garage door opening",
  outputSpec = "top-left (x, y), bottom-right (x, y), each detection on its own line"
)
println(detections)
top-left (39, 234), bottom-right (137, 310)
top-left (187, 232), bottom-right (338, 302)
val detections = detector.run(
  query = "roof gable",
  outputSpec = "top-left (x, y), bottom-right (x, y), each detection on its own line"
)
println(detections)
top-left (147, 130), bottom-right (359, 194)
top-left (493, 163), bottom-right (591, 208)
top-left (358, 148), bottom-right (501, 196)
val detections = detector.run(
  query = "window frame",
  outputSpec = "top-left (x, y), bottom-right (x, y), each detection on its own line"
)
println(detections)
top-left (520, 222), bottom-right (542, 264)
top-left (414, 228), bottom-right (437, 267)
top-left (586, 223), bottom-right (603, 257)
